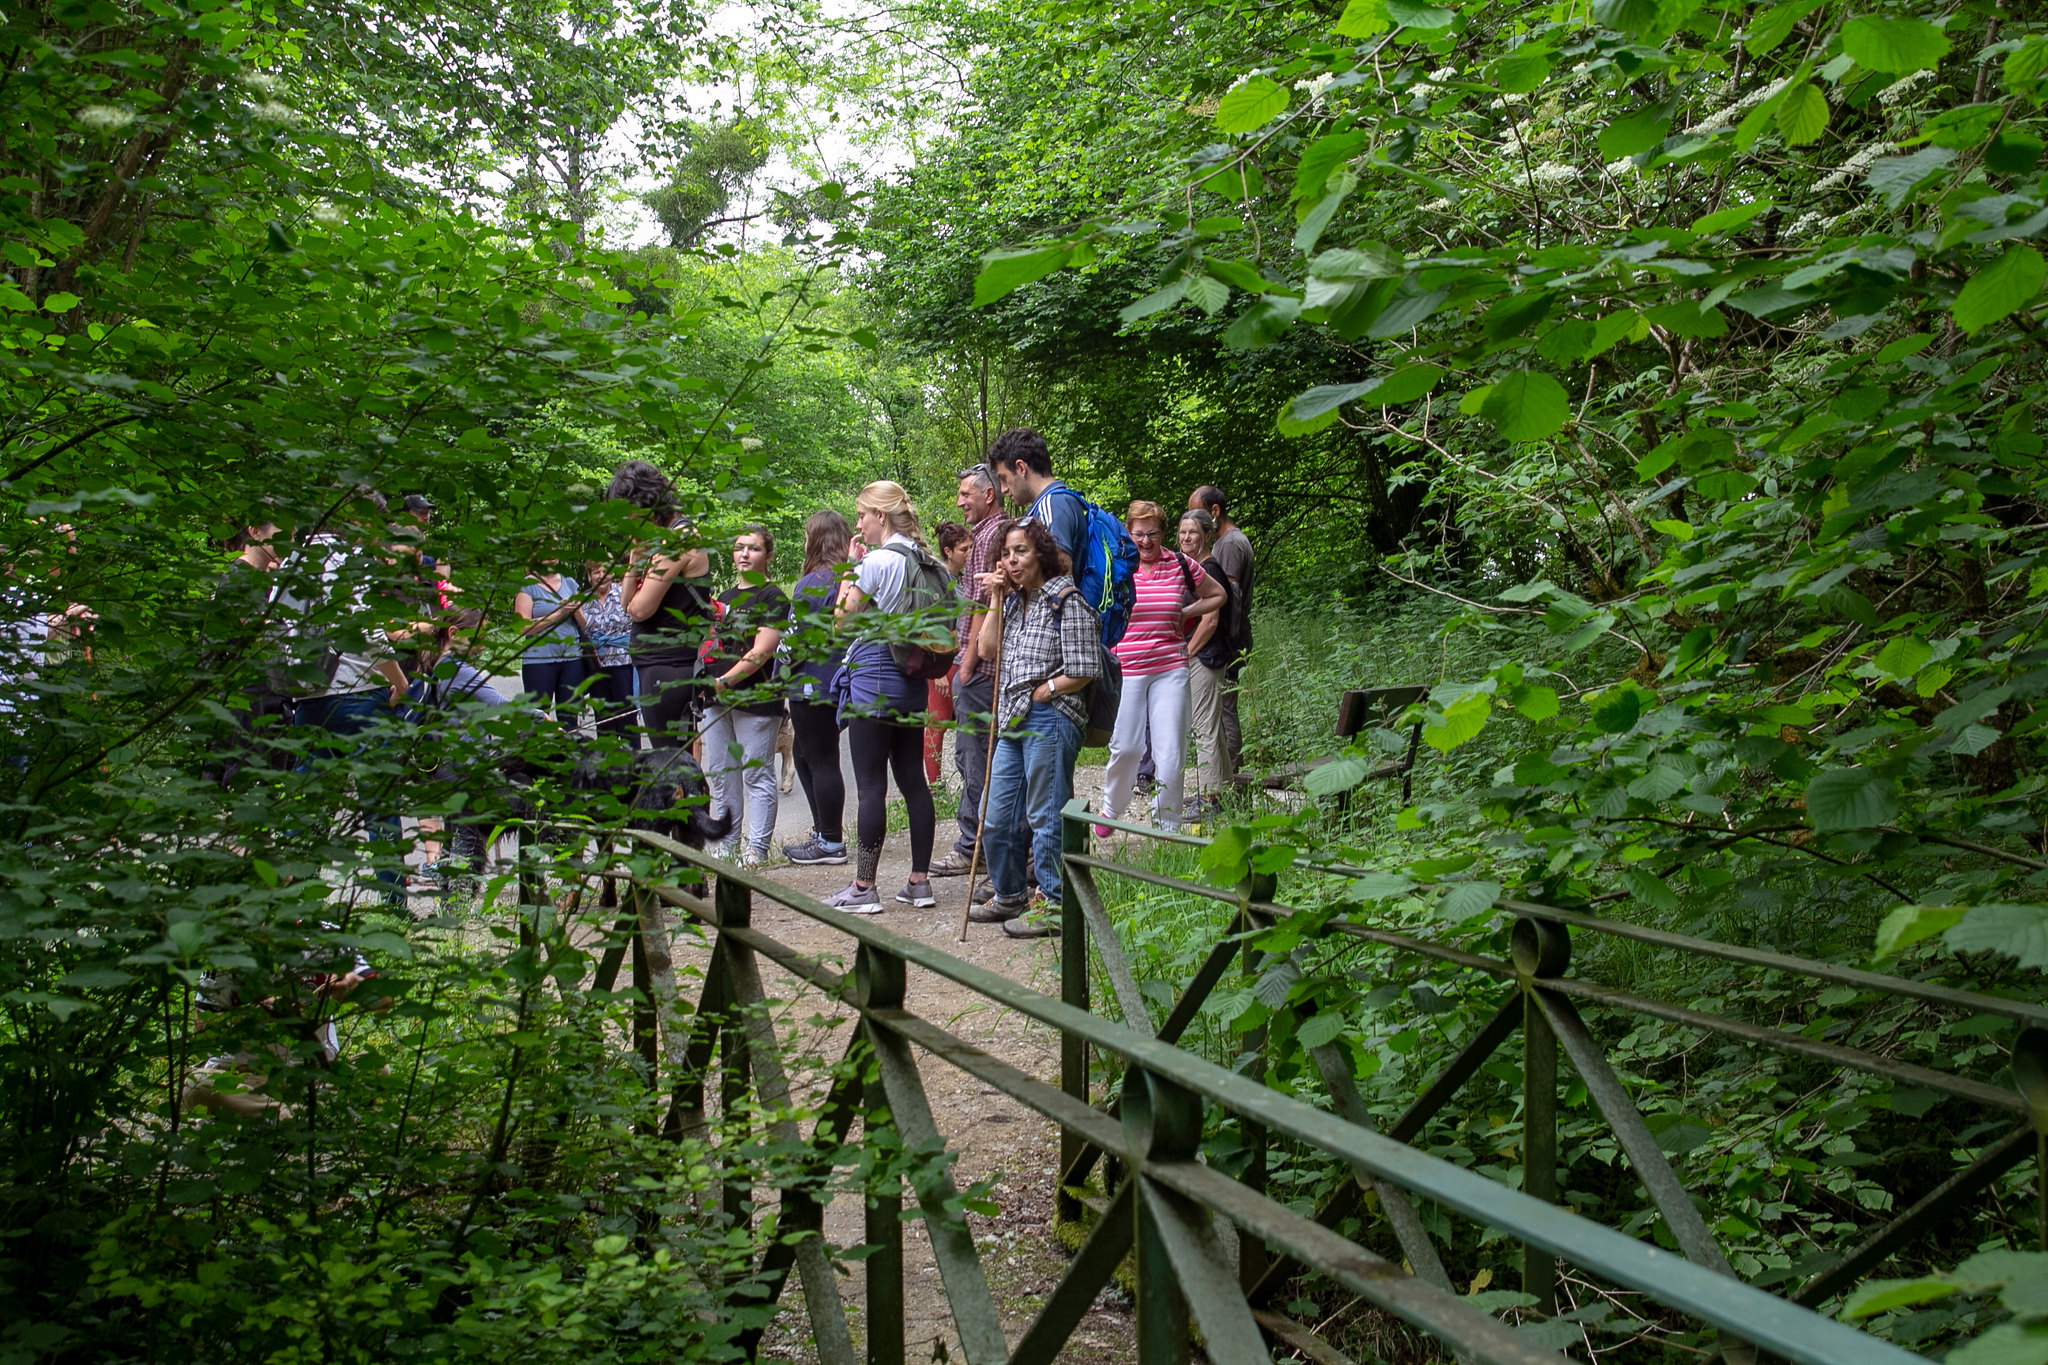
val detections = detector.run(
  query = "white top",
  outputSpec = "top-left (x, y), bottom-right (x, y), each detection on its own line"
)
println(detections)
top-left (0, 586), bottom-right (43, 717)
top-left (271, 535), bottom-right (395, 697)
top-left (853, 533), bottom-right (918, 613)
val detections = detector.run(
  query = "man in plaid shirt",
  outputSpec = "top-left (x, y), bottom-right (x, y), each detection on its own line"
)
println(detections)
top-left (970, 518), bottom-right (1103, 938)
top-left (931, 463), bottom-right (1010, 877)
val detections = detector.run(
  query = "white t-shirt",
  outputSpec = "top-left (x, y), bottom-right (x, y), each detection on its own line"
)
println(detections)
top-left (0, 586), bottom-right (43, 717)
top-left (853, 533), bottom-right (918, 613)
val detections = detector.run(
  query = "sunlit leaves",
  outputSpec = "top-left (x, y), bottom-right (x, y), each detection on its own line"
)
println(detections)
top-left (1874, 905), bottom-right (1966, 958)
top-left (1277, 363), bottom-right (1443, 435)
top-left (1334, 0), bottom-right (1390, 37)
top-left (1216, 76), bottom-right (1289, 133)
top-left (1953, 246), bottom-right (2047, 334)
top-left (1478, 369), bottom-right (1570, 442)
top-left (1944, 904), bottom-right (2048, 971)
top-left (1776, 83), bottom-right (1829, 145)
top-left (1294, 131), bottom-right (1367, 201)
top-left (1841, 16), bottom-right (1951, 74)
top-left (1423, 692), bottom-right (1488, 752)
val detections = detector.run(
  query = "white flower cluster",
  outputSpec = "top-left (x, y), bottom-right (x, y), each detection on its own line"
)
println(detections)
top-left (239, 72), bottom-right (280, 94)
top-left (310, 200), bottom-right (346, 225)
top-left (1291, 73), bottom-right (1335, 101)
top-left (1876, 70), bottom-right (1934, 106)
top-left (250, 101), bottom-right (299, 124)
top-left (77, 105), bottom-right (136, 131)
top-left (1528, 162), bottom-right (1578, 186)
top-left (1811, 140), bottom-right (1893, 194)
top-left (1604, 156), bottom-right (1643, 178)
top-left (1429, 65), bottom-right (1458, 81)
top-left (1784, 209), bottom-right (1839, 239)
top-left (1688, 75), bottom-right (1791, 133)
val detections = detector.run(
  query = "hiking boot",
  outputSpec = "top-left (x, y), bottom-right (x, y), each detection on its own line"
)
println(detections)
top-left (1002, 905), bottom-right (1062, 939)
top-left (927, 849), bottom-right (976, 877)
top-left (825, 881), bottom-right (882, 913)
top-left (896, 878), bottom-right (937, 908)
top-left (783, 836), bottom-right (848, 865)
top-left (969, 893), bottom-right (1030, 924)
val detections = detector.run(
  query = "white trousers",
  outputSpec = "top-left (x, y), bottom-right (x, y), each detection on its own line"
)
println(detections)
top-left (701, 705), bottom-right (784, 857)
top-left (1103, 665), bottom-right (1189, 829)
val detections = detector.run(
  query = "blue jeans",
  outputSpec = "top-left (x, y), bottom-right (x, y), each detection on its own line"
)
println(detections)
top-left (983, 702), bottom-right (1083, 905)
top-left (294, 690), bottom-right (403, 897)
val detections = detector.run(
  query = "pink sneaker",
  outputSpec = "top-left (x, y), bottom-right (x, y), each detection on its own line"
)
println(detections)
top-left (1093, 822), bottom-right (1112, 838)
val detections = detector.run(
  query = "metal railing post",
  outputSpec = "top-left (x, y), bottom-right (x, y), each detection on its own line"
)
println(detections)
top-left (857, 943), bottom-right (908, 1365)
top-left (1128, 1067), bottom-right (1201, 1365)
top-left (1059, 805), bottom-right (1091, 1224)
top-left (1236, 862), bottom-right (1278, 1291)
top-left (1515, 916), bottom-right (1569, 1314)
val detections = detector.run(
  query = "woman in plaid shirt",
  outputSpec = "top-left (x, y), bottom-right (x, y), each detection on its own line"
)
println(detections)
top-left (971, 519), bottom-right (1103, 938)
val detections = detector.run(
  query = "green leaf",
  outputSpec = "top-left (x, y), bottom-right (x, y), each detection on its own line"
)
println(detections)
top-left (1120, 280), bottom-right (1187, 324)
top-left (1493, 48), bottom-right (1553, 94)
top-left (1804, 767), bottom-right (1900, 831)
top-left (1334, 0), bottom-right (1391, 36)
top-left (1511, 684), bottom-right (1559, 720)
top-left (1385, 0), bottom-right (1454, 29)
top-left (1223, 294), bottom-right (1302, 349)
top-left (1424, 691), bottom-right (1488, 752)
top-left (1945, 904), bottom-right (2048, 970)
top-left (1875, 904), bottom-right (1966, 958)
top-left (42, 291), bottom-right (80, 313)
top-left (1953, 246), bottom-right (2047, 334)
top-left (1478, 369), bottom-right (1570, 442)
top-left (1645, 302), bottom-right (1729, 338)
top-left (1280, 363), bottom-right (1445, 434)
top-left (1199, 824), bottom-right (1253, 884)
top-left (1872, 636), bottom-right (1932, 678)
top-left (1296, 1010), bottom-right (1347, 1049)
top-left (1989, 132), bottom-right (2046, 176)
top-left (1440, 880), bottom-right (1502, 918)
top-left (1185, 273), bottom-right (1232, 315)
top-left (1204, 257), bottom-right (1270, 293)
top-left (1923, 103), bottom-right (2002, 150)
top-left (1305, 754), bottom-right (1373, 795)
top-left (1866, 147), bottom-right (1955, 208)
top-left (972, 246), bottom-right (1070, 307)
top-left (1776, 83), bottom-right (1829, 145)
top-left (1593, 0), bottom-right (1659, 35)
top-left (1948, 1323), bottom-right (2048, 1365)
top-left (1959, 1251), bottom-right (2048, 1287)
top-left (1587, 686), bottom-right (1642, 733)
top-left (1693, 200), bottom-right (1775, 232)
top-left (1348, 870), bottom-right (1419, 899)
top-left (1842, 16), bottom-right (1951, 74)
top-left (1216, 76), bottom-right (1289, 134)
top-left (1294, 182), bottom-right (1352, 253)
top-left (1744, 0), bottom-right (1819, 56)
top-left (1623, 867), bottom-right (1680, 912)
top-left (1599, 108), bottom-right (1670, 160)
top-left (1295, 131), bottom-right (1368, 200)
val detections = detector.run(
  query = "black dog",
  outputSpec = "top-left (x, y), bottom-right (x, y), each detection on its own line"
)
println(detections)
top-left (489, 736), bottom-right (733, 855)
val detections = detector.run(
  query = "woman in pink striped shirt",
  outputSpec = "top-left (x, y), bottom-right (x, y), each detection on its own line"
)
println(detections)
top-left (1102, 500), bottom-right (1225, 830)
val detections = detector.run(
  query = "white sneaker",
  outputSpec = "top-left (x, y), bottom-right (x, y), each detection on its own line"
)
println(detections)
top-left (826, 881), bottom-right (882, 914)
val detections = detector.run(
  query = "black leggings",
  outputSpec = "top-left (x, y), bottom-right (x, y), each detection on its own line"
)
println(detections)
top-left (587, 661), bottom-right (638, 740)
top-left (637, 663), bottom-right (699, 750)
top-left (788, 698), bottom-right (845, 844)
top-left (848, 715), bottom-right (933, 884)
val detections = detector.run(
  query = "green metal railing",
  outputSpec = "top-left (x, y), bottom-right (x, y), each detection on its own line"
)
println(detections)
top-left (579, 815), bottom-right (1953, 1365)
top-left (1062, 796), bottom-right (2048, 1356)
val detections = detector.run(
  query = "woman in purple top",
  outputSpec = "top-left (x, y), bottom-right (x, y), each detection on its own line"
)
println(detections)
top-left (779, 510), bottom-right (851, 867)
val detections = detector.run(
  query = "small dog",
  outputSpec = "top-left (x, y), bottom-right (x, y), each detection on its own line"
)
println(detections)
top-left (494, 737), bottom-right (734, 853)
top-left (775, 718), bottom-right (796, 794)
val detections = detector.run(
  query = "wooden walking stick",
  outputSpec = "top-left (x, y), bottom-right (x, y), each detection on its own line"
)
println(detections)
top-left (957, 630), bottom-right (1001, 942)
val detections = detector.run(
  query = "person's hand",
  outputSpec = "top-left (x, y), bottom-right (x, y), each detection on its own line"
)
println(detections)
top-left (1032, 682), bottom-right (1051, 703)
top-left (976, 566), bottom-right (1011, 595)
top-left (848, 534), bottom-right (868, 561)
top-left (389, 681), bottom-right (407, 710)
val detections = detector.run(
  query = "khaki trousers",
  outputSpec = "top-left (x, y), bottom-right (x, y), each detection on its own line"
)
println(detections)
top-left (1189, 660), bottom-right (1233, 794)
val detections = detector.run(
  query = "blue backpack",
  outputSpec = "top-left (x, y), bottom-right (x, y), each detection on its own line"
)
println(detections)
top-left (1035, 484), bottom-right (1138, 648)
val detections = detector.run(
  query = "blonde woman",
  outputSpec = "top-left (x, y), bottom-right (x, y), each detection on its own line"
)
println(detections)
top-left (827, 481), bottom-right (941, 912)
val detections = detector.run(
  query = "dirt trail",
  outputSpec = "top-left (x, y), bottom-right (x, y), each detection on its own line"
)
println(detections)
top-left (663, 748), bottom-right (1136, 1364)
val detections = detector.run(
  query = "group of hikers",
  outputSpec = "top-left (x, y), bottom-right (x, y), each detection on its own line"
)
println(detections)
top-left (88, 426), bottom-right (1256, 942)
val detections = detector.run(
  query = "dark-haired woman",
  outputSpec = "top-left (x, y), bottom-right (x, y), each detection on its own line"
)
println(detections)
top-left (973, 519), bottom-right (1102, 939)
top-left (609, 459), bottom-right (713, 749)
top-left (781, 510), bottom-right (851, 866)
top-left (701, 526), bottom-right (786, 868)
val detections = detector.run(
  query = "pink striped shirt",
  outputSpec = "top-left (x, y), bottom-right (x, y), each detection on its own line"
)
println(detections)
top-left (1114, 552), bottom-right (1206, 677)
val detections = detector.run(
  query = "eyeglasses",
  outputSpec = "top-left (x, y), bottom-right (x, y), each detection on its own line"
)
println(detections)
top-left (1129, 527), bottom-right (1162, 540)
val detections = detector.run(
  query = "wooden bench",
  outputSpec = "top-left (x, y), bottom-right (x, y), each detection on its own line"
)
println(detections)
top-left (1234, 684), bottom-right (1429, 804)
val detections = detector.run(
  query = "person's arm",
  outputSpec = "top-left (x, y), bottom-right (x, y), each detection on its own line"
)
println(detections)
top-left (1032, 588), bottom-right (1102, 703)
top-left (1183, 571), bottom-right (1225, 620)
top-left (1187, 599), bottom-right (1220, 656)
top-left (517, 588), bottom-right (582, 637)
top-left (977, 592), bottom-right (1005, 659)
top-left (716, 624), bottom-right (783, 692)
top-left (374, 657), bottom-right (407, 708)
top-left (835, 577), bottom-right (867, 621)
top-left (623, 540), bottom-right (712, 622)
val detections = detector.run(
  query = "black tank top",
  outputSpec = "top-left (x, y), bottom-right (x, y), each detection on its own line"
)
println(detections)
top-left (630, 574), bottom-right (713, 668)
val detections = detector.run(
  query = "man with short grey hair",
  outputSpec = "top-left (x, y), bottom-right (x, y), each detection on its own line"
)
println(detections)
top-left (930, 462), bottom-right (1008, 877)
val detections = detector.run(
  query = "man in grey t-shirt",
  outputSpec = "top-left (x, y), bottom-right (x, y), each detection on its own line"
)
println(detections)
top-left (1190, 485), bottom-right (1253, 777)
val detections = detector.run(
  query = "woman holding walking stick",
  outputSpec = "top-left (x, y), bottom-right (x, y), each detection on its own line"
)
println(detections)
top-left (967, 519), bottom-right (1102, 940)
